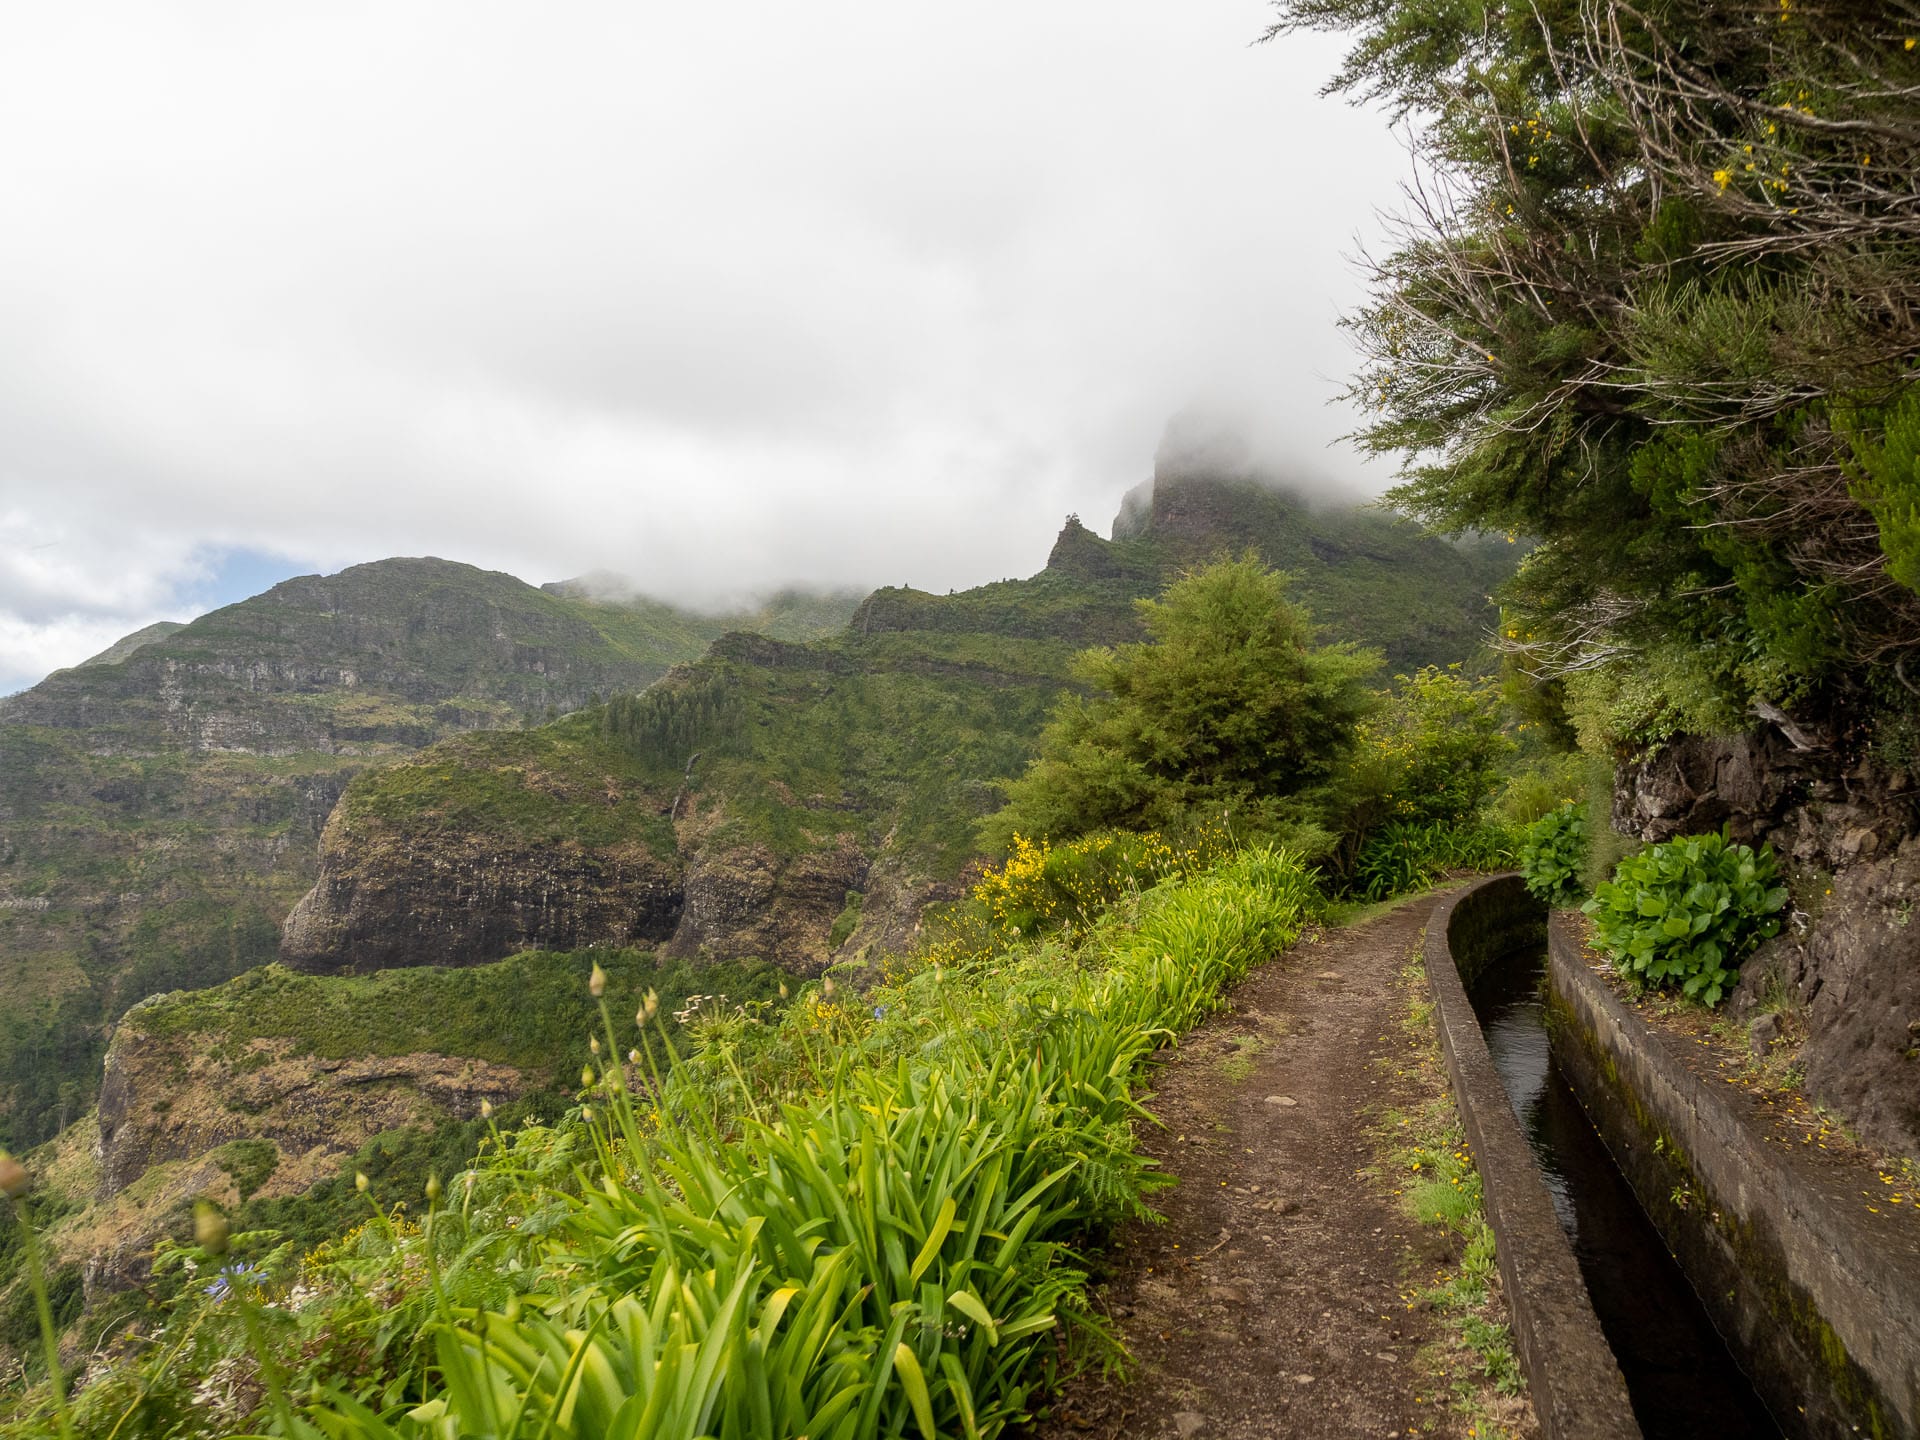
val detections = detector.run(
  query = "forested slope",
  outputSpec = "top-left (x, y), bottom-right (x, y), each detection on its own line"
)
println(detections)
top-left (0, 561), bottom-right (857, 1149)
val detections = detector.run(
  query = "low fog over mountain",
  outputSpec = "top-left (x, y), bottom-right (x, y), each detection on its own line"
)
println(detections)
top-left (0, 1), bottom-right (1410, 694)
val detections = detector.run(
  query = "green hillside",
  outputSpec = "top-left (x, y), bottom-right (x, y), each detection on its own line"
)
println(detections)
top-left (289, 476), bottom-right (1515, 978)
top-left (0, 564), bottom-right (858, 1151)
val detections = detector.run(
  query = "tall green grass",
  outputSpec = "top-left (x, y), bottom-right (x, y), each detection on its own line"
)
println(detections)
top-left (1351, 820), bottom-right (1519, 901)
top-left (314, 849), bottom-right (1316, 1439)
top-left (26, 848), bottom-right (1315, 1440)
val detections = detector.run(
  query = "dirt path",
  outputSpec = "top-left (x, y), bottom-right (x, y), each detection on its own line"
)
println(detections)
top-left (1034, 890), bottom-right (1501, 1440)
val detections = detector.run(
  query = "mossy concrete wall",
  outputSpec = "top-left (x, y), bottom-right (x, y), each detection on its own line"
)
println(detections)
top-left (1548, 913), bottom-right (1920, 1440)
top-left (1426, 876), bottom-right (1641, 1440)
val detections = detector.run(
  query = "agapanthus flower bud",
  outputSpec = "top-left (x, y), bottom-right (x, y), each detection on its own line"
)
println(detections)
top-left (589, 963), bottom-right (608, 999)
top-left (480, 1098), bottom-right (494, 1119)
top-left (424, 1174), bottom-right (442, 1203)
top-left (581, 1063), bottom-right (596, 1089)
top-left (589, 1035), bottom-right (601, 1054)
top-left (355, 1171), bottom-right (370, 1193)
top-left (195, 1201), bottom-right (230, 1257)
top-left (821, 975), bottom-right (836, 997)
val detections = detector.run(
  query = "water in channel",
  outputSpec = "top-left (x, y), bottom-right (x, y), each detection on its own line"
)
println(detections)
top-left (1465, 948), bottom-right (1784, 1440)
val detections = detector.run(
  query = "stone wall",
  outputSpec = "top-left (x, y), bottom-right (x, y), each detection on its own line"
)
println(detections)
top-left (1425, 876), bottom-right (1641, 1440)
top-left (1548, 914), bottom-right (1920, 1440)
top-left (1616, 729), bottom-right (1920, 1159)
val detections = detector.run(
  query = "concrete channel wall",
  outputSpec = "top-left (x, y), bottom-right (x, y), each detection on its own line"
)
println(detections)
top-left (1548, 913), bottom-right (1920, 1440)
top-left (1425, 877), bottom-right (1642, 1440)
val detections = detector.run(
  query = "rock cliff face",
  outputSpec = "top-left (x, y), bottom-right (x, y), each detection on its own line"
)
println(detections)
top-left (277, 472), bottom-right (1518, 980)
top-left (1618, 731), bottom-right (1920, 1157)
top-left (281, 830), bottom-right (684, 972)
top-left (663, 830), bottom-right (871, 974)
top-left (74, 1010), bottom-right (527, 1296)
top-left (0, 559), bottom-right (856, 1148)
top-left (95, 1026), bottom-right (524, 1199)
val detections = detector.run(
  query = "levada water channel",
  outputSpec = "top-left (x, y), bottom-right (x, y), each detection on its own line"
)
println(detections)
top-left (1467, 945), bottom-right (1784, 1439)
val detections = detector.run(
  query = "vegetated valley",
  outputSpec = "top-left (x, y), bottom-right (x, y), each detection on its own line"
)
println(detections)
top-left (2, 443), bottom-right (1539, 1434)
top-left (7, 1), bottom-right (1920, 1429)
top-left (0, 563), bottom-right (864, 1155)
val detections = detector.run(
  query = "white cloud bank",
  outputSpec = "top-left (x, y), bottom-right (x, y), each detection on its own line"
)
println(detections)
top-left (0, 1), bottom-right (1411, 693)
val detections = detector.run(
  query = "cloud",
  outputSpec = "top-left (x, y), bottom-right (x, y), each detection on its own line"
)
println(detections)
top-left (0, 1), bottom-right (1410, 691)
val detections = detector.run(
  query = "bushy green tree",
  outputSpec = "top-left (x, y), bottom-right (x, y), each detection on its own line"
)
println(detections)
top-left (1345, 665), bottom-right (1513, 828)
top-left (1267, 0), bottom-right (1920, 746)
top-left (1334, 665), bottom-right (1519, 894)
top-left (982, 556), bottom-right (1380, 850)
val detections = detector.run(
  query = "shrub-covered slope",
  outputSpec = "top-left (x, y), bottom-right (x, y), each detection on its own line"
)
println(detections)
top-left (286, 473), bottom-right (1515, 977)
top-left (31, 846), bottom-right (1323, 1437)
top-left (0, 562), bottom-right (857, 1150)
top-left (19, 948), bottom-right (784, 1309)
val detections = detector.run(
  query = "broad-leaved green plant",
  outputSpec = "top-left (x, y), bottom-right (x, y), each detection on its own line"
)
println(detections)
top-left (1583, 831), bottom-right (1787, 1006)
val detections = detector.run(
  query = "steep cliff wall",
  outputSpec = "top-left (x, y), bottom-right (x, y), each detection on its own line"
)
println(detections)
top-left (59, 947), bottom-right (784, 1297)
top-left (1617, 731), bottom-right (1920, 1158)
top-left (278, 631), bottom-right (1064, 975)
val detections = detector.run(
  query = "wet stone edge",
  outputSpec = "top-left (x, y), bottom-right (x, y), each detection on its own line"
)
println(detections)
top-left (1547, 913), bottom-right (1919, 1440)
top-left (1425, 874), bottom-right (1641, 1440)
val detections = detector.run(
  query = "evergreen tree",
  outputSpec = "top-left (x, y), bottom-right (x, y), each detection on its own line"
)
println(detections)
top-left (982, 556), bottom-right (1379, 848)
top-left (1267, 0), bottom-right (1920, 744)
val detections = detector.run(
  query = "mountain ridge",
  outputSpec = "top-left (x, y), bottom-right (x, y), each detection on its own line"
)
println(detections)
top-left (279, 472), bottom-right (1515, 980)
top-left (0, 561), bottom-right (859, 1150)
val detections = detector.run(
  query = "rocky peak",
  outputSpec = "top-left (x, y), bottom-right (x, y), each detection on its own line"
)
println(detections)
top-left (1044, 514), bottom-right (1130, 581)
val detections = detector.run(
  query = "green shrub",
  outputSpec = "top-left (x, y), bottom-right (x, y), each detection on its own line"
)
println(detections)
top-left (1579, 759), bottom-right (1636, 896)
top-left (213, 1138), bottom-right (280, 1203)
top-left (966, 825), bottom-right (1233, 936)
top-left (1351, 666), bottom-right (1515, 830)
top-left (0, 1261), bottom-right (82, 1376)
top-left (1353, 823), bottom-right (1443, 900)
top-left (826, 890), bottom-right (864, 950)
top-left (1492, 752), bottom-right (1591, 826)
top-left (1352, 820), bottom-right (1519, 901)
top-left (1583, 831), bottom-right (1788, 1006)
top-left (1518, 804), bottom-right (1587, 906)
top-left (982, 556), bottom-right (1380, 848)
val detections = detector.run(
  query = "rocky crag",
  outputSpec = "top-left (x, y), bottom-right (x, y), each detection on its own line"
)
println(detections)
top-left (35, 947), bottom-right (782, 1302)
top-left (281, 467), bottom-right (1517, 980)
top-left (0, 560), bottom-right (857, 1149)
top-left (1617, 728), bottom-right (1920, 1158)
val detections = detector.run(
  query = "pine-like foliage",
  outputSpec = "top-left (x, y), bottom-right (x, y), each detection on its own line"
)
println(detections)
top-left (981, 556), bottom-right (1380, 849)
top-left (1268, 0), bottom-right (1920, 739)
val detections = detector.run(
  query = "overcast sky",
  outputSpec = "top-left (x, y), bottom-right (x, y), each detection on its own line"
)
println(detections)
top-left (0, 2), bottom-right (1412, 695)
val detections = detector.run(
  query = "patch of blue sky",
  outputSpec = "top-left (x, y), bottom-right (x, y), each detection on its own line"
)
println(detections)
top-left (182, 544), bottom-right (318, 615)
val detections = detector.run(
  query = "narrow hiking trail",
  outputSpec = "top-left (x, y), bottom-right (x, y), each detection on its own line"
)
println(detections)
top-left (1033, 890), bottom-right (1536, 1440)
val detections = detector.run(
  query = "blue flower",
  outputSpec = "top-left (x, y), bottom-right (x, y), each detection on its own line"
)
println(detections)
top-left (204, 1263), bottom-right (258, 1302)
